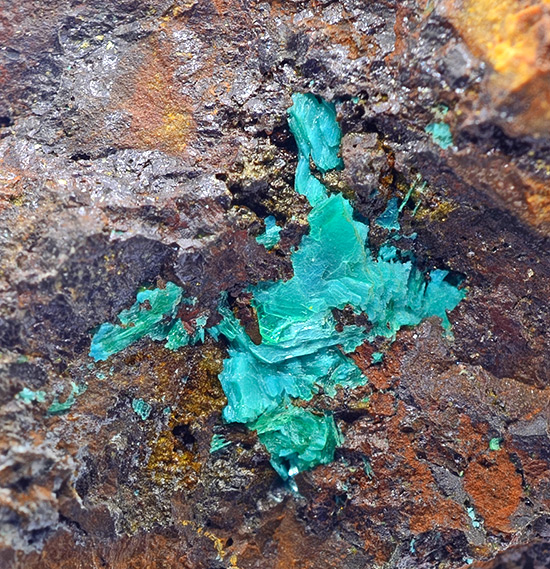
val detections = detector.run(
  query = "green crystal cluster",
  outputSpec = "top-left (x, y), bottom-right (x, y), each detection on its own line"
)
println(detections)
top-left (254, 404), bottom-right (343, 478)
top-left (16, 383), bottom-right (87, 416)
top-left (210, 93), bottom-right (465, 477)
top-left (210, 434), bottom-right (231, 453)
top-left (287, 93), bottom-right (343, 205)
top-left (90, 282), bottom-right (205, 361)
top-left (132, 397), bottom-right (152, 420)
top-left (90, 93), bottom-right (465, 480)
top-left (17, 387), bottom-right (46, 404)
top-left (209, 301), bottom-right (362, 478)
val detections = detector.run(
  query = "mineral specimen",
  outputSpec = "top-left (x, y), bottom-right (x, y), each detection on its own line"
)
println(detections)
top-left (16, 388), bottom-right (46, 404)
top-left (90, 282), bottom-right (185, 361)
top-left (90, 94), bottom-right (465, 480)
top-left (214, 93), bottom-right (465, 477)
top-left (209, 434), bottom-right (231, 453)
top-left (47, 382), bottom-right (88, 416)
top-left (3, 1), bottom-right (550, 566)
top-left (375, 196), bottom-right (401, 231)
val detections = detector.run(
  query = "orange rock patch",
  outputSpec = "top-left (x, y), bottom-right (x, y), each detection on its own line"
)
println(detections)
top-left (464, 451), bottom-right (523, 533)
top-left (119, 42), bottom-right (195, 155)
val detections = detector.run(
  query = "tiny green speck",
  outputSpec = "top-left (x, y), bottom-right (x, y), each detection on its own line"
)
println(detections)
top-left (363, 457), bottom-right (374, 478)
top-left (467, 506), bottom-right (481, 528)
top-left (371, 352), bottom-right (384, 364)
top-left (489, 437), bottom-right (502, 451)
top-left (433, 103), bottom-right (449, 120)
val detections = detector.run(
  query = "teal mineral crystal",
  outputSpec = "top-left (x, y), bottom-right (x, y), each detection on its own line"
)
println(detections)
top-left (376, 197), bottom-right (401, 231)
top-left (17, 387), bottom-right (46, 404)
top-left (425, 122), bottom-right (453, 149)
top-left (90, 282), bottom-right (183, 361)
top-left (251, 190), bottom-right (463, 344)
top-left (210, 302), bottom-right (365, 426)
top-left (210, 433), bottom-right (231, 453)
top-left (371, 352), bottom-right (384, 364)
top-left (90, 282), bottom-right (206, 361)
top-left (287, 92), bottom-right (343, 205)
top-left (132, 398), bottom-right (152, 420)
top-left (47, 381), bottom-right (87, 416)
top-left (252, 403), bottom-right (342, 479)
top-left (256, 215), bottom-right (282, 249)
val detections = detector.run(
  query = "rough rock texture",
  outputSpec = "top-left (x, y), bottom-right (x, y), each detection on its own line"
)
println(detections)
top-left (1, 1), bottom-right (549, 568)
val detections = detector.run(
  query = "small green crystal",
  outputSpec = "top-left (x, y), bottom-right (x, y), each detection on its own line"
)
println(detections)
top-left (164, 319), bottom-right (190, 351)
top-left (371, 352), bottom-right (384, 364)
top-left (90, 282), bottom-right (208, 360)
top-left (17, 387), bottom-right (46, 404)
top-left (426, 122), bottom-right (453, 149)
top-left (47, 382), bottom-right (87, 416)
top-left (433, 103), bottom-right (449, 120)
top-left (252, 403), bottom-right (342, 479)
top-left (467, 506), bottom-right (481, 528)
top-left (132, 398), bottom-right (152, 420)
top-left (256, 216), bottom-right (283, 249)
top-left (210, 434), bottom-right (231, 453)
top-left (90, 282), bottom-right (183, 361)
top-left (489, 437), bottom-right (502, 451)
top-left (192, 315), bottom-right (208, 344)
top-left (363, 457), bottom-right (374, 478)
top-left (375, 197), bottom-right (400, 231)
